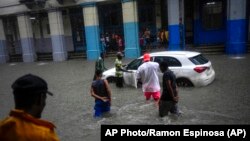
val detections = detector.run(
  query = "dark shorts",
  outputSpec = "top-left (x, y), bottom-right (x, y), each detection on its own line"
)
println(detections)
top-left (159, 100), bottom-right (178, 117)
top-left (94, 99), bottom-right (110, 117)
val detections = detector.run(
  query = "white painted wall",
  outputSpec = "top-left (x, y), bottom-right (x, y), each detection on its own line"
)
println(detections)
top-left (17, 15), bottom-right (33, 38)
top-left (122, 0), bottom-right (138, 23)
top-left (0, 0), bottom-right (28, 16)
top-left (31, 13), bottom-right (73, 52)
top-left (0, 0), bottom-right (77, 16)
top-left (83, 6), bottom-right (99, 26)
top-left (168, 0), bottom-right (180, 25)
top-left (227, 0), bottom-right (246, 20)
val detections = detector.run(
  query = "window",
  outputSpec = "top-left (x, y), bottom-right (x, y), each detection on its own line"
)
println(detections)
top-left (127, 59), bottom-right (143, 70)
top-left (201, 0), bottom-right (225, 29)
top-left (189, 54), bottom-right (209, 65)
top-left (154, 56), bottom-right (182, 67)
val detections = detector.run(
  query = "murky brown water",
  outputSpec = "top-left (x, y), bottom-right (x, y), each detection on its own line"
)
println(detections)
top-left (0, 54), bottom-right (250, 141)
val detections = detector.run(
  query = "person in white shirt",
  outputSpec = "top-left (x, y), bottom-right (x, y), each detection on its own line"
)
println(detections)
top-left (136, 53), bottom-right (161, 105)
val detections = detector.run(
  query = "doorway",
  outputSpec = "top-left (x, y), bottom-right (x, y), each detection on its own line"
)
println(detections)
top-left (69, 7), bottom-right (86, 52)
top-left (184, 0), bottom-right (194, 45)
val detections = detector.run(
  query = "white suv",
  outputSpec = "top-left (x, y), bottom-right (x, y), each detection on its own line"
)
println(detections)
top-left (102, 51), bottom-right (215, 87)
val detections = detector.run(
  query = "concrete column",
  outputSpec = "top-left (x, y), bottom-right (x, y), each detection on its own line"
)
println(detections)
top-left (0, 19), bottom-right (9, 63)
top-left (226, 0), bottom-right (247, 55)
top-left (167, 0), bottom-right (181, 50)
top-left (81, 2), bottom-right (100, 60)
top-left (121, 0), bottom-right (140, 58)
top-left (17, 14), bottom-right (36, 62)
top-left (48, 9), bottom-right (67, 61)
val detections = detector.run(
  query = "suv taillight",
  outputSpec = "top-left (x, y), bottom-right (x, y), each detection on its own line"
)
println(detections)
top-left (194, 67), bottom-right (208, 73)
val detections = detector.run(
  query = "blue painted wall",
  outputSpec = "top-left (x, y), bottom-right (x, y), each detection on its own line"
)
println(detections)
top-left (194, 19), bottom-right (226, 45)
top-left (0, 40), bottom-right (6, 54)
top-left (51, 35), bottom-right (66, 52)
top-left (168, 24), bottom-right (181, 50)
top-left (0, 40), bottom-right (8, 63)
top-left (20, 38), bottom-right (34, 53)
top-left (123, 22), bottom-right (140, 58)
top-left (20, 37), bottom-right (36, 62)
top-left (85, 25), bottom-right (100, 60)
top-left (226, 19), bottom-right (247, 54)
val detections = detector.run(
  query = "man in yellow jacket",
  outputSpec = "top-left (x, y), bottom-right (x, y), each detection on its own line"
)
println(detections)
top-left (115, 52), bottom-right (124, 88)
top-left (0, 74), bottom-right (59, 141)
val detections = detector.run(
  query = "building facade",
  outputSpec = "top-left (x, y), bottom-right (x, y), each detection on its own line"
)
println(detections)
top-left (0, 0), bottom-right (249, 63)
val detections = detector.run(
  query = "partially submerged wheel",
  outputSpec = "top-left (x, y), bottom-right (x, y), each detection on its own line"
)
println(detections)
top-left (176, 78), bottom-right (193, 87)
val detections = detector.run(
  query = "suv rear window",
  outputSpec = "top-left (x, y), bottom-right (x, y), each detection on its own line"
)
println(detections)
top-left (189, 54), bottom-right (209, 65)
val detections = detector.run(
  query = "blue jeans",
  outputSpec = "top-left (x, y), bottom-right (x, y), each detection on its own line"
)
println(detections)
top-left (94, 99), bottom-right (110, 117)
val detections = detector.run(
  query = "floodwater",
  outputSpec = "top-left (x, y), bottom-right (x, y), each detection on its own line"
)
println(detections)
top-left (0, 54), bottom-right (250, 141)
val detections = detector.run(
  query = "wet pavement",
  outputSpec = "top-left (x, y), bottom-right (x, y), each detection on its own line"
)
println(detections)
top-left (0, 54), bottom-right (250, 141)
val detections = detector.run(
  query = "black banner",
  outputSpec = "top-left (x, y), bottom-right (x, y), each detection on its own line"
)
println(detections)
top-left (101, 125), bottom-right (250, 140)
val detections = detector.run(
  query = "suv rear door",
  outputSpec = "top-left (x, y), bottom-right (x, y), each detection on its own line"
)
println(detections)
top-left (153, 56), bottom-right (182, 83)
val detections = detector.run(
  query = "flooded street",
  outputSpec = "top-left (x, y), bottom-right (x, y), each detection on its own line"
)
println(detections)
top-left (0, 54), bottom-right (250, 141)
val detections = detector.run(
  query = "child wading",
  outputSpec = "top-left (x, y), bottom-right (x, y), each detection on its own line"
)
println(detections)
top-left (90, 70), bottom-right (112, 117)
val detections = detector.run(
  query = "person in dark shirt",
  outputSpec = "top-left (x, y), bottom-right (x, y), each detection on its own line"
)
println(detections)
top-left (159, 61), bottom-right (179, 117)
top-left (93, 52), bottom-right (107, 80)
top-left (90, 70), bottom-right (112, 117)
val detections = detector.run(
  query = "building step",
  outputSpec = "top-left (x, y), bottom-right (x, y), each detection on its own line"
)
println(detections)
top-left (8, 46), bottom-right (249, 63)
top-left (37, 53), bottom-right (53, 61)
top-left (186, 45), bottom-right (225, 55)
top-left (189, 44), bottom-right (250, 54)
top-left (9, 54), bottom-right (22, 62)
top-left (105, 52), bottom-right (118, 57)
top-left (68, 52), bottom-right (86, 59)
top-left (68, 51), bottom-right (119, 59)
